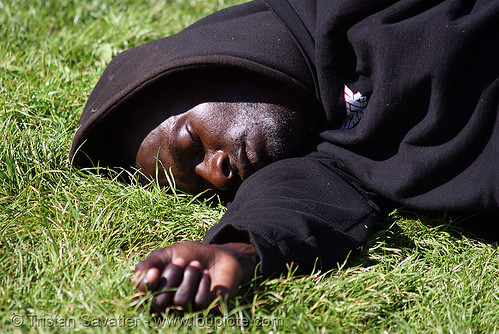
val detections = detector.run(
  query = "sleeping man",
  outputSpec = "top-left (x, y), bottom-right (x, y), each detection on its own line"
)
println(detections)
top-left (70, 0), bottom-right (499, 312)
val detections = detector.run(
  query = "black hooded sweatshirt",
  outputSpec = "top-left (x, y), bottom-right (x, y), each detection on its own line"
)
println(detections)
top-left (70, 0), bottom-right (499, 277)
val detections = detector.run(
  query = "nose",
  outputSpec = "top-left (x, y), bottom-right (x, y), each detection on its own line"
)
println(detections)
top-left (195, 151), bottom-right (237, 190)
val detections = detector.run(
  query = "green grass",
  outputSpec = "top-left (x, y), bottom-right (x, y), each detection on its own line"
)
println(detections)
top-left (1, 0), bottom-right (498, 333)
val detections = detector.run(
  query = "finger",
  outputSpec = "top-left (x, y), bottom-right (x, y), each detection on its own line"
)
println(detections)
top-left (132, 267), bottom-right (161, 291)
top-left (173, 265), bottom-right (202, 309)
top-left (144, 267), bottom-right (161, 291)
top-left (135, 247), bottom-right (173, 273)
top-left (133, 247), bottom-right (173, 290)
top-left (131, 269), bottom-right (145, 287)
top-left (173, 263), bottom-right (203, 309)
top-left (151, 264), bottom-right (184, 312)
top-left (194, 270), bottom-right (211, 310)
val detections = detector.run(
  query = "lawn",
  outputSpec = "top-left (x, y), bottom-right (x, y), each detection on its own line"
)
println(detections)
top-left (1, 0), bottom-right (498, 333)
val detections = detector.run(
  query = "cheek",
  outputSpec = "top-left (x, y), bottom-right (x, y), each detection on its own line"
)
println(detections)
top-left (136, 140), bottom-right (170, 184)
top-left (136, 145), bottom-right (154, 176)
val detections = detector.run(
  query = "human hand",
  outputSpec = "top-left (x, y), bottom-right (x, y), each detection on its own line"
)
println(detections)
top-left (132, 241), bottom-right (258, 312)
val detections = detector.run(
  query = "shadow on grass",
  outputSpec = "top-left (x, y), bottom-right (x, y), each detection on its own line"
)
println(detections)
top-left (350, 213), bottom-right (417, 268)
top-left (392, 209), bottom-right (499, 245)
top-left (354, 208), bottom-right (499, 267)
top-left (139, 208), bottom-right (498, 324)
top-left (447, 210), bottom-right (499, 246)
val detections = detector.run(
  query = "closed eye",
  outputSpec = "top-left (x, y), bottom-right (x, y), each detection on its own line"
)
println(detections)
top-left (185, 122), bottom-right (203, 155)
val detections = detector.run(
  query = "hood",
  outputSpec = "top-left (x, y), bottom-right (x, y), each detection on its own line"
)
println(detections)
top-left (70, 0), bottom-right (317, 171)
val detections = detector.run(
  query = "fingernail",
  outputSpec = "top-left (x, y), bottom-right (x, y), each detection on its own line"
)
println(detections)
top-left (144, 268), bottom-right (160, 285)
top-left (189, 260), bottom-right (202, 269)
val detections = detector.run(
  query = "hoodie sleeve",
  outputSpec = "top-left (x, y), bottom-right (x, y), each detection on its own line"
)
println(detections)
top-left (203, 153), bottom-right (381, 277)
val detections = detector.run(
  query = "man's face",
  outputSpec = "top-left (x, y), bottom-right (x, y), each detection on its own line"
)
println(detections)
top-left (136, 100), bottom-right (303, 194)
